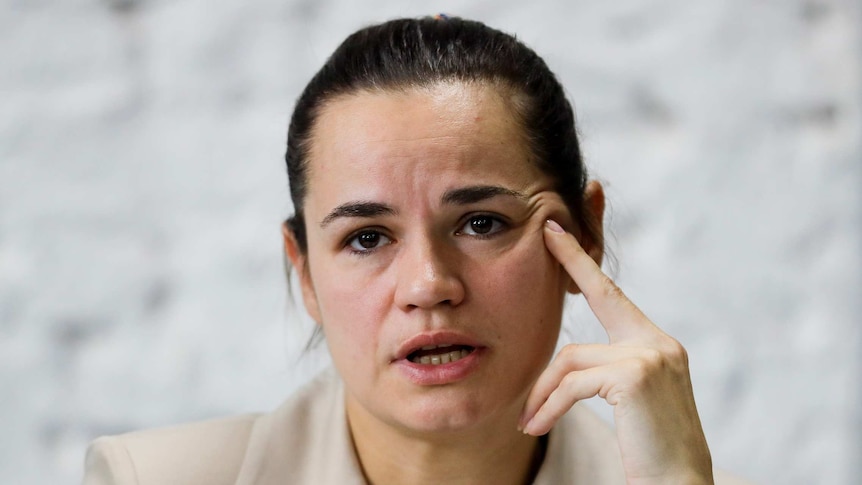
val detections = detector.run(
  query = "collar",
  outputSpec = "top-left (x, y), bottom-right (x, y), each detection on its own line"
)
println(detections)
top-left (234, 368), bottom-right (624, 484)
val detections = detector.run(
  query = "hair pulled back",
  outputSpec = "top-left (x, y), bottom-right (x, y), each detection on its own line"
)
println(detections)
top-left (286, 16), bottom-right (595, 252)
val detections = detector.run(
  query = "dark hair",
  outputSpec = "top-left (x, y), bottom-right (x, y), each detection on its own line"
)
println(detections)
top-left (285, 16), bottom-right (600, 253)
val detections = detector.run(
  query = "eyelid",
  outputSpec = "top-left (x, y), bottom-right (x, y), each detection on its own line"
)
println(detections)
top-left (455, 213), bottom-right (510, 238)
top-left (338, 212), bottom-right (511, 254)
top-left (340, 224), bottom-right (386, 245)
top-left (342, 226), bottom-right (393, 255)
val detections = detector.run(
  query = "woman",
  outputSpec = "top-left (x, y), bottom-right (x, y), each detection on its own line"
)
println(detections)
top-left (85, 16), bottom-right (741, 484)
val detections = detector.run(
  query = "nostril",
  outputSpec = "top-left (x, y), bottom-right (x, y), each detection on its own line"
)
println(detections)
top-left (405, 299), bottom-right (453, 311)
top-left (394, 263), bottom-right (465, 309)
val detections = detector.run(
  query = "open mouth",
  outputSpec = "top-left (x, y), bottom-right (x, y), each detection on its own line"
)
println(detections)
top-left (407, 344), bottom-right (476, 365)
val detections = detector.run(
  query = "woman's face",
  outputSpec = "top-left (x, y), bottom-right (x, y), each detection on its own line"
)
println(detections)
top-left (288, 82), bottom-right (575, 434)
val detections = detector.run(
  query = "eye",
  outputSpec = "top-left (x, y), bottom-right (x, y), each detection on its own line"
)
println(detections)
top-left (347, 230), bottom-right (392, 253)
top-left (457, 215), bottom-right (506, 238)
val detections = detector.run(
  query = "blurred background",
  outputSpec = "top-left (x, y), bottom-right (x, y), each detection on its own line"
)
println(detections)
top-left (1, 0), bottom-right (860, 483)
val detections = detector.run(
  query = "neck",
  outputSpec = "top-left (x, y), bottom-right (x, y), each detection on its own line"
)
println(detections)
top-left (346, 395), bottom-right (545, 485)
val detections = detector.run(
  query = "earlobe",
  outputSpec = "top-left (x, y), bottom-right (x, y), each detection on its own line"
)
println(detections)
top-left (282, 222), bottom-right (323, 324)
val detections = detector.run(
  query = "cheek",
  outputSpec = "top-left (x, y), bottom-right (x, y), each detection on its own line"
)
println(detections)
top-left (468, 230), bottom-right (564, 324)
top-left (308, 257), bottom-right (391, 359)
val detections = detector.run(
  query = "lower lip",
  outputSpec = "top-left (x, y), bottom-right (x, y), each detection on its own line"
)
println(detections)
top-left (394, 348), bottom-right (485, 385)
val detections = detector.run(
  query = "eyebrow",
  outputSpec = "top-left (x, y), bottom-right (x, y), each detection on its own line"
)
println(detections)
top-left (318, 185), bottom-right (525, 228)
top-left (441, 185), bottom-right (526, 205)
top-left (320, 202), bottom-right (396, 228)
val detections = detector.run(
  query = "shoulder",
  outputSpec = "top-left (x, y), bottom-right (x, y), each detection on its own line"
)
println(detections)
top-left (82, 370), bottom-right (349, 485)
top-left (84, 413), bottom-right (260, 485)
top-left (231, 369), bottom-right (364, 484)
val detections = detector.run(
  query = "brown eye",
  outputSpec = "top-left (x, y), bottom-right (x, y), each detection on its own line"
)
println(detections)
top-left (470, 216), bottom-right (494, 234)
top-left (358, 232), bottom-right (379, 248)
top-left (348, 231), bottom-right (391, 252)
top-left (458, 215), bottom-right (506, 237)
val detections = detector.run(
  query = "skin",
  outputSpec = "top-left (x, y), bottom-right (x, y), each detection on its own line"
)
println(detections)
top-left (283, 82), bottom-right (713, 484)
top-left (526, 222), bottom-right (713, 484)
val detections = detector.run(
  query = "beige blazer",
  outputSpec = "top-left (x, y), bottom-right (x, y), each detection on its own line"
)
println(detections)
top-left (84, 369), bottom-right (751, 484)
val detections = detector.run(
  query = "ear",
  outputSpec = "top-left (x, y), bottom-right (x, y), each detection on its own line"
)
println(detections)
top-left (282, 221), bottom-right (323, 325)
top-left (567, 180), bottom-right (606, 294)
top-left (582, 180), bottom-right (606, 266)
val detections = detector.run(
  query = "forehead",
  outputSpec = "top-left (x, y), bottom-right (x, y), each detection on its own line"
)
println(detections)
top-left (305, 82), bottom-right (543, 207)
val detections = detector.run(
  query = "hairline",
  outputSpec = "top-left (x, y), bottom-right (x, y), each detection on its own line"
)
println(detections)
top-left (303, 77), bottom-right (542, 188)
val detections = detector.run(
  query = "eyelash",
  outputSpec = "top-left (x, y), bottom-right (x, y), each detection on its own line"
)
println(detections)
top-left (344, 228), bottom-right (392, 256)
top-left (455, 214), bottom-right (509, 239)
top-left (343, 214), bottom-right (509, 256)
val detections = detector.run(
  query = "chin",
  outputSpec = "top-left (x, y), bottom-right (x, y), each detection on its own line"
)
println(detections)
top-left (385, 390), bottom-right (515, 436)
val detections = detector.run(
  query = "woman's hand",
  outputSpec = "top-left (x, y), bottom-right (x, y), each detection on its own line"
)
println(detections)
top-left (519, 219), bottom-right (714, 484)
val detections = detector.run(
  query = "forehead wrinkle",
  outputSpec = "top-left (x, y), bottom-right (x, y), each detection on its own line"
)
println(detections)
top-left (521, 185), bottom-right (567, 221)
top-left (304, 82), bottom-right (541, 221)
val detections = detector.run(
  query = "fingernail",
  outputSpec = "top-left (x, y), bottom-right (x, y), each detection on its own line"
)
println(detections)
top-left (545, 219), bottom-right (564, 233)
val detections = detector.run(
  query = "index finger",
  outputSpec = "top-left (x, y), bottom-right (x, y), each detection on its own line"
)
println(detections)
top-left (543, 219), bottom-right (653, 343)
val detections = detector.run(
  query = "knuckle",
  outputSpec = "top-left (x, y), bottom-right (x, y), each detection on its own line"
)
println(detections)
top-left (626, 350), bottom-right (663, 388)
top-left (656, 337), bottom-right (690, 370)
top-left (559, 371), bottom-right (580, 391)
top-left (666, 338), bottom-right (689, 363)
top-left (630, 341), bottom-right (691, 384)
top-left (642, 348), bottom-right (664, 367)
top-left (559, 343), bottom-right (592, 371)
top-left (628, 358), bottom-right (652, 384)
top-left (558, 343), bottom-right (579, 360)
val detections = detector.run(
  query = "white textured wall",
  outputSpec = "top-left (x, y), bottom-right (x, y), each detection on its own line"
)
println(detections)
top-left (1, 1), bottom-right (860, 483)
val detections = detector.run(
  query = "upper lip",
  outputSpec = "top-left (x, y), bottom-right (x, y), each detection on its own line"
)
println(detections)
top-left (393, 331), bottom-right (484, 361)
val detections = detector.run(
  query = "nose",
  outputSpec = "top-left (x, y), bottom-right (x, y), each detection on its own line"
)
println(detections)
top-left (393, 237), bottom-right (465, 310)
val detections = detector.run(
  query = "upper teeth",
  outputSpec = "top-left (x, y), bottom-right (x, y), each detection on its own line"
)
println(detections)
top-left (410, 346), bottom-right (471, 365)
